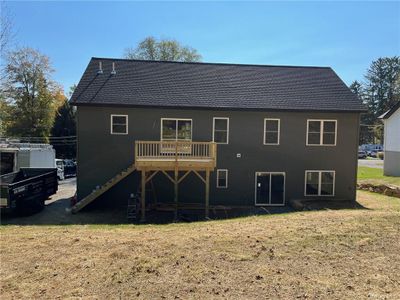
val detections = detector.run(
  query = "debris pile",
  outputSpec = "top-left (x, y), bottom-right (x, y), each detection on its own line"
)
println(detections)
top-left (357, 183), bottom-right (400, 198)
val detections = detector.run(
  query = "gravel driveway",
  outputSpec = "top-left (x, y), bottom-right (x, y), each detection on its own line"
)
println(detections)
top-left (1, 177), bottom-right (127, 225)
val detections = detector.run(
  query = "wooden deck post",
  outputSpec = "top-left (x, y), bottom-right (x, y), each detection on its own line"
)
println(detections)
top-left (205, 169), bottom-right (210, 219)
top-left (141, 169), bottom-right (146, 222)
top-left (174, 168), bottom-right (179, 221)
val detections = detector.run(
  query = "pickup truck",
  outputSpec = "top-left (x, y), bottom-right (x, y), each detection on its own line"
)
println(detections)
top-left (0, 168), bottom-right (58, 215)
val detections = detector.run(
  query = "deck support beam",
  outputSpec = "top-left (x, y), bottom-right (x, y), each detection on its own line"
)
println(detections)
top-left (140, 169), bottom-right (146, 222)
top-left (205, 169), bottom-right (210, 219)
top-left (174, 168), bottom-right (179, 221)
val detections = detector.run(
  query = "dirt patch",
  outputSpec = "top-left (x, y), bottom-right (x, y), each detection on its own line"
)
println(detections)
top-left (1, 191), bottom-right (400, 299)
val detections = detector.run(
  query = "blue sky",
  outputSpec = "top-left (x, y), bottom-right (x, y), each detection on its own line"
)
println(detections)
top-left (7, 1), bottom-right (400, 93)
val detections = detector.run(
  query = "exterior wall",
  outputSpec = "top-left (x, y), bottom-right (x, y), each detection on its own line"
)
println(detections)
top-left (383, 108), bottom-right (400, 152)
top-left (384, 151), bottom-right (400, 177)
top-left (76, 106), bottom-right (360, 206)
top-left (383, 108), bottom-right (400, 176)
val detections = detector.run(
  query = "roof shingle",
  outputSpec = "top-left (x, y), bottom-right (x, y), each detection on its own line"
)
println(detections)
top-left (70, 58), bottom-right (366, 112)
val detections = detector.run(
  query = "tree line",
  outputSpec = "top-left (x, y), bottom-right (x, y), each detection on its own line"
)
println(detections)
top-left (349, 57), bottom-right (400, 145)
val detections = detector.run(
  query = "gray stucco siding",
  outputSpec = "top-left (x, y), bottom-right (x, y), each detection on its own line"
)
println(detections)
top-left (76, 106), bottom-right (360, 206)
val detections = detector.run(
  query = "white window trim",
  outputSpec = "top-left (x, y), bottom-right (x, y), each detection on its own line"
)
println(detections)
top-left (212, 117), bottom-right (229, 144)
top-left (160, 118), bottom-right (193, 141)
top-left (110, 114), bottom-right (128, 135)
top-left (304, 170), bottom-right (336, 197)
top-left (306, 119), bottom-right (337, 146)
top-left (216, 169), bottom-right (228, 188)
top-left (263, 118), bottom-right (280, 145)
top-left (254, 172), bottom-right (286, 206)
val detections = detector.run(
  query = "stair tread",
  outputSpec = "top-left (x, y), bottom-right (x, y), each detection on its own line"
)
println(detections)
top-left (72, 165), bottom-right (137, 214)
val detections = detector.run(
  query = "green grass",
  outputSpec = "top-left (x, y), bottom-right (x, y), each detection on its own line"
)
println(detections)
top-left (358, 166), bottom-right (400, 187)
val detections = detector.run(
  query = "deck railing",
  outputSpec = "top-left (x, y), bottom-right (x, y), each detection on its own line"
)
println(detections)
top-left (135, 140), bottom-right (217, 162)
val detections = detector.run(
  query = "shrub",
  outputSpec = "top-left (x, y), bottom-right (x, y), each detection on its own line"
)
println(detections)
top-left (377, 151), bottom-right (384, 160)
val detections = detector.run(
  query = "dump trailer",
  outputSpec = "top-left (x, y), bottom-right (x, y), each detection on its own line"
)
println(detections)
top-left (0, 168), bottom-right (58, 215)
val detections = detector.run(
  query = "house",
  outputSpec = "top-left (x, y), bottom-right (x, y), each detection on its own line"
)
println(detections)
top-left (70, 58), bottom-right (366, 221)
top-left (379, 102), bottom-right (400, 176)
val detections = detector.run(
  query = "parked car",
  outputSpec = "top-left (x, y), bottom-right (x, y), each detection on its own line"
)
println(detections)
top-left (370, 150), bottom-right (378, 158)
top-left (358, 150), bottom-right (367, 159)
top-left (360, 144), bottom-right (384, 157)
top-left (63, 159), bottom-right (77, 177)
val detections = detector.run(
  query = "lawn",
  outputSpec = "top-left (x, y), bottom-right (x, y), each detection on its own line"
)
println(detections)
top-left (358, 166), bottom-right (400, 187)
top-left (1, 191), bottom-right (400, 299)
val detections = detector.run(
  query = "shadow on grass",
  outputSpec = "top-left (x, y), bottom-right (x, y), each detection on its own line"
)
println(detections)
top-left (1, 196), bottom-right (368, 226)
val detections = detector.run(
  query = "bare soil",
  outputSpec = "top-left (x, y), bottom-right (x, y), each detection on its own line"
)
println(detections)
top-left (1, 191), bottom-right (399, 299)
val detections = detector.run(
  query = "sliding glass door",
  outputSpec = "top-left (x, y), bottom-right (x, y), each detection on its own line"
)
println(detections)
top-left (255, 172), bottom-right (285, 206)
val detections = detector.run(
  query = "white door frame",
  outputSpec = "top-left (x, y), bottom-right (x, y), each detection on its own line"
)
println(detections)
top-left (254, 171), bottom-right (286, 206)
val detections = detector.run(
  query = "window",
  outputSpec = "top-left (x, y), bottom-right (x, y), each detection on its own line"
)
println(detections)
top-left (306, 120), bottom-right (337, 146)
top-left (217, 169), bottom-right (228, 188)
top-left (161, 119), bottom-right (192, 141)
top-left (305, 171), bottom-right (335, 196)
top-left (213, 117), bottom-right (229, 144)
top-left (111, 115), bottom-right (128, 134)
top-left (264, 118), bottom-right (280, 145)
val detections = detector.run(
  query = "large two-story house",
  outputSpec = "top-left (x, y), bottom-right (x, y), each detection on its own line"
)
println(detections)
top-left (70, 58), bottom-right (366, 221)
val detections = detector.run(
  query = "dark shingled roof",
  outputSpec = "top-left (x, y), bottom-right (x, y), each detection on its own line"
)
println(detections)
top-left (70, 57), bottom-right (366, 112)
top-left (379, 101), bottom-right (400, 119)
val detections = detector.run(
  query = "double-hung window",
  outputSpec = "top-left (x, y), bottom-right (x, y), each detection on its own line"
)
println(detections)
top-left (161, 118), bottom-right (192, 141)
top-left (305, 170), bottom-right (335, 196)
top-left (213, 117), bottom-right (229, 144)
top-left (306, 120), bottom-right (337, 146)
top-left (111, 115), bottom-right (128, 134)
top-left (264, 118), bottom-right (280, 145)
top-left (217, 169), bottom-right (228, 188)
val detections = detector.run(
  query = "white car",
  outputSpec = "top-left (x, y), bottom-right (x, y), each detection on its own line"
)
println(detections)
top-left (55, 159), bottom-right (65, 181)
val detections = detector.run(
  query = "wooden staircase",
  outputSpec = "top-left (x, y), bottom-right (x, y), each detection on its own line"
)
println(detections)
top-left (71, 164), bottom-right (137, 213)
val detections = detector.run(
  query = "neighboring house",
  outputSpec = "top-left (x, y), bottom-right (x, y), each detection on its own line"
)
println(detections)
top-left (70, 58), bottom-right (366, 220)
top-left (379, 102), bottom-right (400, 176)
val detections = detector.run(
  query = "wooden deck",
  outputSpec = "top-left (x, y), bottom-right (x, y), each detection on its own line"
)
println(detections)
top-left (134, 141), bottom-right (217, 221)
top-left (135, 140), bottom-right (217, 170)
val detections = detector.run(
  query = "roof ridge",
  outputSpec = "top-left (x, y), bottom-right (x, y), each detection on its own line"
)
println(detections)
top-left (91, 57), bottom-right (331, 69)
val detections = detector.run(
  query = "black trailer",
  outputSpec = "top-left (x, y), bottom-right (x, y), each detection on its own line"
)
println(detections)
top-left (0, 168), bottom-right (58, 215)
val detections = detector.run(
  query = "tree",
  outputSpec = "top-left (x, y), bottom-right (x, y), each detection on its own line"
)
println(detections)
top-left (124, 37), bottom-right (202, 62)
top-left (364, 57), bottom-right (400, 118)
top-left (1, 47), bottom-right (60, 140)
top-left (50, 85), bottom-right (77, 158)
top-left (0, 2), bottom-right (14, 56)
top-left (350, 57), bottom-right (400, 144)
top-left (349, 80), bottom-right (363, 98)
